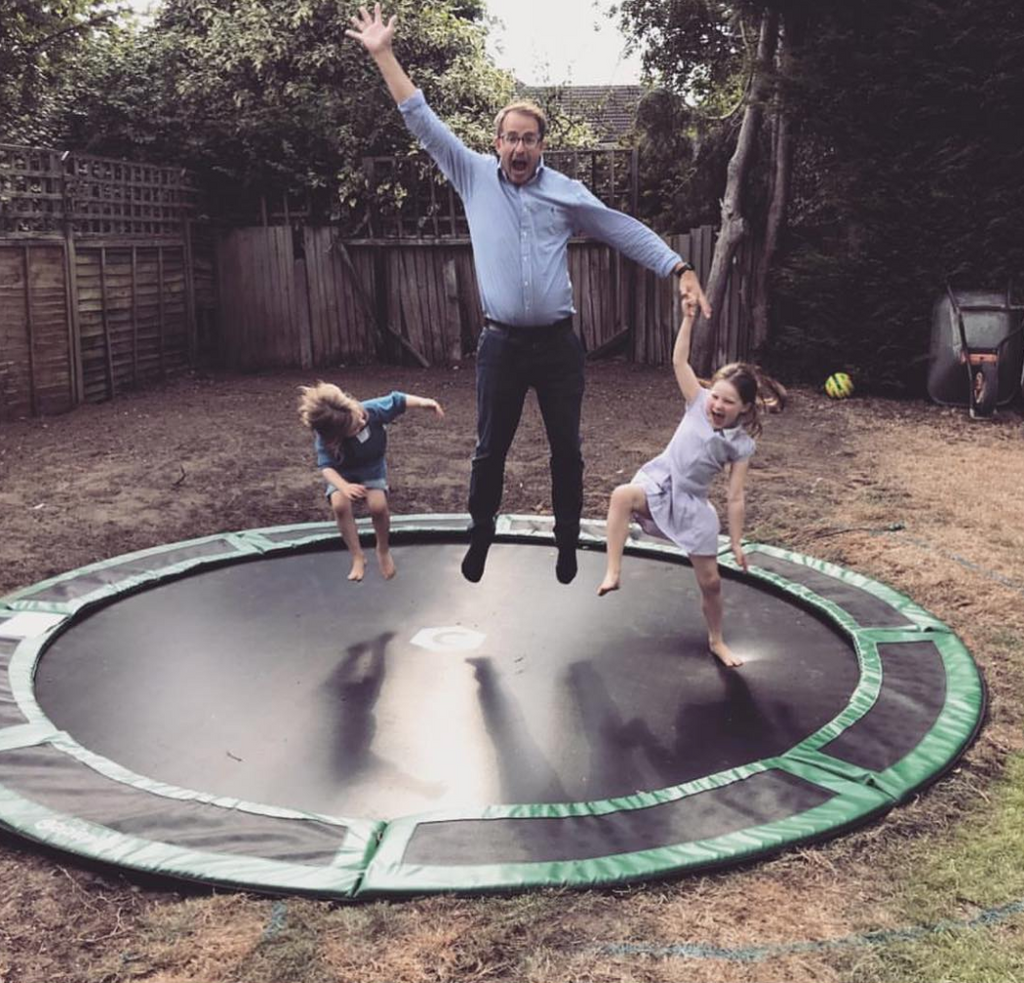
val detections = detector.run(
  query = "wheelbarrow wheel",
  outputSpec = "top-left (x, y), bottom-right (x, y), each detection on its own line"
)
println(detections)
top-left (970, 361), bottom-right (998, 418)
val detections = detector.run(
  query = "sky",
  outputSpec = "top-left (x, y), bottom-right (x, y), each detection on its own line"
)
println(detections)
top-left (482, 0), bottom-right (644, 86)
top-left (124, 0), bottom-right (645, 87)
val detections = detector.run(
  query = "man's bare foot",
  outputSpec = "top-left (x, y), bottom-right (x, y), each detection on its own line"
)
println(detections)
top-left (709, 639), bottom-right (743, 667)
top-left (348, 555), bottom-right (366, 582)
top-left (597, 573), bottom-right (620, 597)
top-left (377, 548), bottom-right (396, 580)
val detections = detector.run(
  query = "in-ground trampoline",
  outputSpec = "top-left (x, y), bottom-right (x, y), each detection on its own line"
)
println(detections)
top-left (0, 515), bottom-right (983, 898)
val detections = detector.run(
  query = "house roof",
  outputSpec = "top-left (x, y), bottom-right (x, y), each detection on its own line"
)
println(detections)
top-left (519, 85), bottom-right (646, 145)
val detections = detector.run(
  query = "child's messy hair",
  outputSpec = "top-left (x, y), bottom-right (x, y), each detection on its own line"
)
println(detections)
top-left (711, 363), bottom-right (788, 439)
top-left (297, 381), bottom-right (359, 455)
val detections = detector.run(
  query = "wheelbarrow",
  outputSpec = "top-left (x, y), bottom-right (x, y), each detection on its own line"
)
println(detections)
top-left (927, 282), bottom-right (1024, 419)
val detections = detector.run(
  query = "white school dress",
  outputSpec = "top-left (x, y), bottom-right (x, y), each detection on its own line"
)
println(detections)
top-left (633, 387), bottom-right (756, 556)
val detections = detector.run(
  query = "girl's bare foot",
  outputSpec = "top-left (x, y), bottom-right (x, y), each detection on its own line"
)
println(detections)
top-left (709, 639), bottom-right (743, 668)
top-left (597, 572), bottom-right (620, 597)
top-left (348, 555), bottom-right (367, 582)
top-left (377, 548), bottom-right (396, 580)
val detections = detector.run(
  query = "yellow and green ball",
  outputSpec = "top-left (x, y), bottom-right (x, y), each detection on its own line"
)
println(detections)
top-left (824, 372), bottom-right (854, 399)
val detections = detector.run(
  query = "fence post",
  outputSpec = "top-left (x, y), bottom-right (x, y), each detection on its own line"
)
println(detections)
top-left (131, 245), bottom-right (140, 386)
top-left (443, 258), bottom-right (461, 364)
top-left (61, 154), bottom-right (84, 405)
top-left (22, 246), bottom-right (38, 416)
top-left (99, 247), bottom-right (115, 398)
top-left (157, 246), bottom-right (166, 379)
top-left (294, 229), bottom-right (314, 369)
top-left (183, 217), bottom-right (198, 365)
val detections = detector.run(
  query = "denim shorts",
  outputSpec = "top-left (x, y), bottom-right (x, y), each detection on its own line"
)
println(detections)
top-left (325, 477), bottom-right (389, 499)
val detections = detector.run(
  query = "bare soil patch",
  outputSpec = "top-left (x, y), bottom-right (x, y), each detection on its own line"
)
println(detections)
top-left (2, 361), bottom-right (1023, 983)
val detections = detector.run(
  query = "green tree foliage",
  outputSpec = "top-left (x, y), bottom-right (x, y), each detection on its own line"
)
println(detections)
top-left (60, 0), bottom-right (515, 224)
top-left (0, 0), bottom-right (124, 145)
top-left (630, 88), bottom-right (728, 231)
top-left (773, 0), bottom-right (1024, 393)
top-left (619, 0), bottom-right (756, 231)
top-left (617, 0), bottom-right (756, 104)
top-left (620, 0), bottom-right (1024, 393)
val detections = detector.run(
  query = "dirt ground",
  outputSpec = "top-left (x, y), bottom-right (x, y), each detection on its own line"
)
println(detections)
top-left (1, 359), bottom-right (1024, 983)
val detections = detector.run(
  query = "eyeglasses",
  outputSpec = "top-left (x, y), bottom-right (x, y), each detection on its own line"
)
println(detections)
top-left (499, 132), bottom-right (541, 149)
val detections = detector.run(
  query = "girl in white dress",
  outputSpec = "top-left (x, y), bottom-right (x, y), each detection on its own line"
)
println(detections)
top-left (597, 301), bottom-right (786, 667)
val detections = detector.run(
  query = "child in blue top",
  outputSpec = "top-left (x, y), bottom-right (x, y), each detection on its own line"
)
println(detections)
top-left (597, 301), bottom-right (786, 667)
top-left (298, 381), bottom-right (444, 581)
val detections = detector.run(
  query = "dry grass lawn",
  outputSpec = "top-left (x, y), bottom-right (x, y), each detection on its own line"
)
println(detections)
top-left (1, 360), bottom-right (1022, 982)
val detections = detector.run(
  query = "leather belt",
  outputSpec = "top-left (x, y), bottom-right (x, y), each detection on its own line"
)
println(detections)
top-left (484, 316), bottom-right (573, 333)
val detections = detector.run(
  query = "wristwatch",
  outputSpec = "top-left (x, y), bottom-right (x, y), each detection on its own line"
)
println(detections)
top-left (673, 262), bottom-right (695, 277)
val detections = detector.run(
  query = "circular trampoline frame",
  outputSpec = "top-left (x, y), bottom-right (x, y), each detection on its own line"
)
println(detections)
top-left (0, 515), bottom-right (984, 898)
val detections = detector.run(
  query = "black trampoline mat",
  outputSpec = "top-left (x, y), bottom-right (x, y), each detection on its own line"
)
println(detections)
top-left (35, 540), bottom-right (859, 820)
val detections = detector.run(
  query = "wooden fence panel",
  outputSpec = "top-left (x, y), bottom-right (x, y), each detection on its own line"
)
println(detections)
top-left (216, 226), bottom-right (302, 370)
top-left (71, 248), bottom-right (109, 402)
top-left (303, 227), bottom-right (328, 362)
top-left (454, 247), bottom-right (483, 350)
top-left (188, 222), bottom-right (219, 365)
top-left (24, 246), bottom-right (73, 415)
top-left (0, 146), bottom-right (208, 417)
top-left (0, 246), bottom-right (34, 417)
top-left (70, 243), bottom-right (191, 401)
top-left (300, 228), bottom-right (382, 366)
top-left (350, 246), bottom-right (378, 357)
top-left (381, 244), bottom-right (464, 367)
top-left (0, 242), bottom-right (74, 420)
top-left (211, 224), bottom-right (758, 372)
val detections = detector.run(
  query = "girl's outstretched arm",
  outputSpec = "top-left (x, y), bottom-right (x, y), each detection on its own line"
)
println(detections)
top-left (725, 459), bottom-right (750, 571)
top-left (405, 394), bottom-right (445, 418)
top-left (672, 300), bottom-right (702, 404)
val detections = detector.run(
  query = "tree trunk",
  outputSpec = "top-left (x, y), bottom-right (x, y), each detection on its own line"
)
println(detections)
top-left (691, 7), bottom-right (780, 375)
top-left (751, 12), bottom-right (798, 353)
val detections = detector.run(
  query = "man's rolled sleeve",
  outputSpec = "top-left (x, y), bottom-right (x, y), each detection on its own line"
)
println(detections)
top-left (398, 90), bottom-right (477, 194)
top-left (571, 183), bottom-right (683, 276)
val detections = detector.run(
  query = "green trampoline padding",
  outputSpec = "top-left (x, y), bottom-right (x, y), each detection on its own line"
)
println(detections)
top-left (0, 515), bottom-right (984, 897)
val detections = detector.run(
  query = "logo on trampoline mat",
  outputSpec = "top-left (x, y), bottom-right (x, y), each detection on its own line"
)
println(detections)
top-left (410, 626), bottom-right (486, 653)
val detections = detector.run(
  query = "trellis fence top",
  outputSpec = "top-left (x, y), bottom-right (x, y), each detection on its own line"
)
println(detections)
top-left (0, 144), bottom-right (201, 238)
top-left (1, 143), bottom-right (636, 239)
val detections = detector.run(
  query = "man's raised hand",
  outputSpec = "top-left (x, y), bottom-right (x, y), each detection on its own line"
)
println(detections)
top-left (345, 3), bottom-right (396, 55)
top-left (345, 2), bottom-right (415, 103)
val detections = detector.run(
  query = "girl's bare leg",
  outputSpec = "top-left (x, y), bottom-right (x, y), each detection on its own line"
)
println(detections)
top-left (598, 484), bottom-right (650, 596)
top-left (366, 489), bottom-right (395, 579)
top-left (331, 491), bottom-right (366, 581)
top-left (690, 554), bottom-right (742, 667)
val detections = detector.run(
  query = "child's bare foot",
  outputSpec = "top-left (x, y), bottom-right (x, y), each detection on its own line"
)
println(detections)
top-left (377, 548), bottom-right (396, 580)
top-left (597, 572), bottom-right (620, 596)
top-left (347, 555), bottom-right (367, 582)
top-left (709, 639), bottom-right (743, 668)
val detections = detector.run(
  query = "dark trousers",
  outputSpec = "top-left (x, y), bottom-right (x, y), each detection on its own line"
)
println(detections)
top-left (469, 321), bottom-right (585, 547)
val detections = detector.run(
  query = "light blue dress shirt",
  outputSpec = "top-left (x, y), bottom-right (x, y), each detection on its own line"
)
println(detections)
top-left (399, 90), bottom-right (685, 328)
